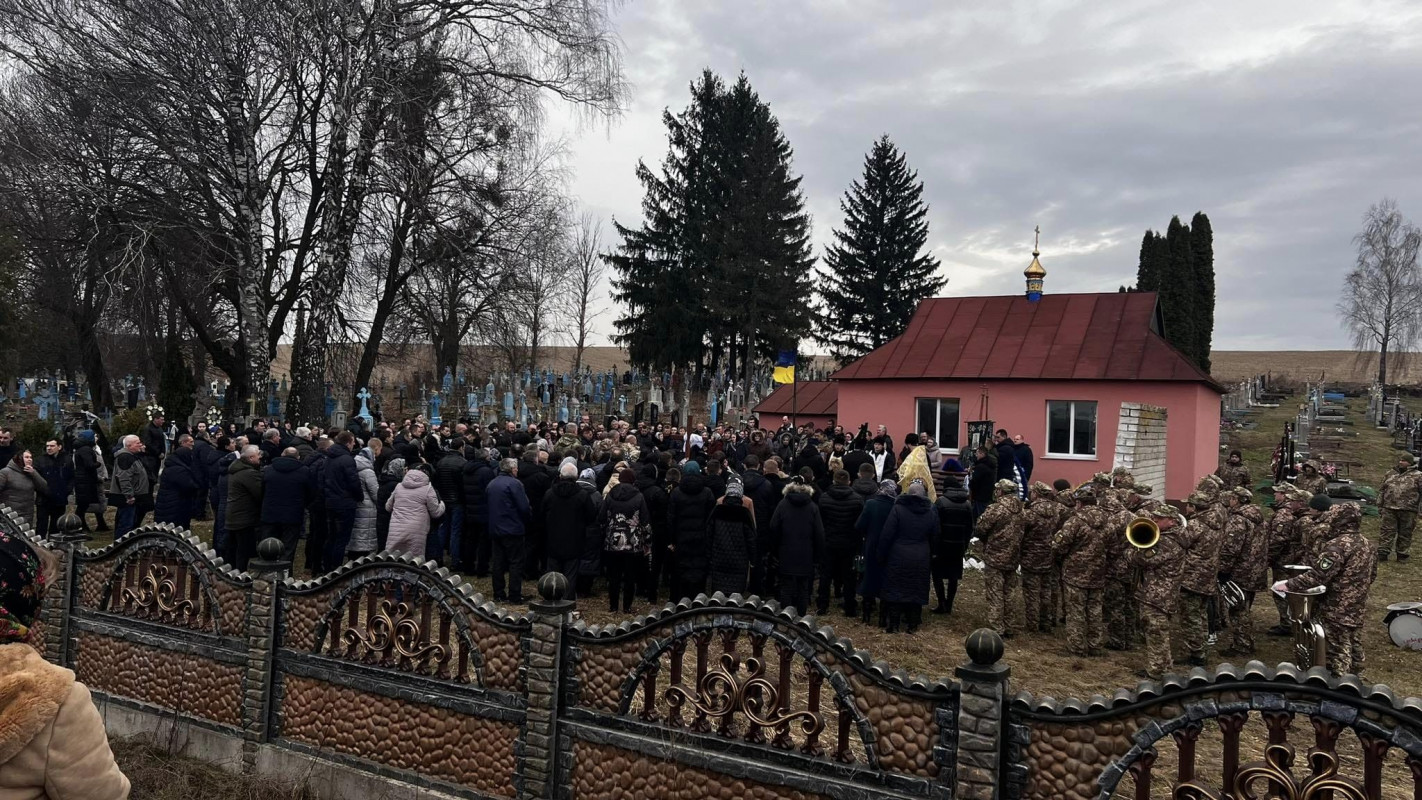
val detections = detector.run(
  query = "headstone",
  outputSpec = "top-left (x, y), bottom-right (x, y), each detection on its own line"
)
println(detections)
top-left (324, 383), bottom-right (336, 420)
top-left (485, 379), bottom-right (496, 406)
top-left (430, 391), bottom-right (443, 427)
top-left (442, 367), bottom-right (453, 394)
top-left (504, 390), bottom-right (515, 420)
top-left (618, 394), bottom-right (627, 416)
top-left (267, 380), bottom-right (280, 417)
top-left (558, 393), bottom-right (569, 424)
top-left (16, 378), bottom-right (27, 400)
top-left (518, 395), bottom-right (529, 426)
top-left (136, 377), bottom-right (147, 403)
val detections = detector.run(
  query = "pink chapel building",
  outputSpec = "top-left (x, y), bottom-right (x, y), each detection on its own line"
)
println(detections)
top-left (829, 244), bottom-right (1223, 501)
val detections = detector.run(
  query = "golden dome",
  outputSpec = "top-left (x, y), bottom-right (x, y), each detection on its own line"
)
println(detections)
top-left (1024, 251), bottom-right (1046, 278)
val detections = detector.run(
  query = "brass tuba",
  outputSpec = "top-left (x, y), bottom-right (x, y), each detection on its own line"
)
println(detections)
top-left (1125, 516), bottom-right (1160, 549)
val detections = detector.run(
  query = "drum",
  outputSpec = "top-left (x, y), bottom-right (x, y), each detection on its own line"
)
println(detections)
top-left (1384, 602), bottom-right (1422, 650)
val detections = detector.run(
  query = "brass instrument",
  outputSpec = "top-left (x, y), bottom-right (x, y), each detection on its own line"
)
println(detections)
top-left (1125, 516), bottom-right (1160, 549)
top-left (1219, 579), bottom-right (1247, 609)
top-left (1281, 564), bottom-right (1327, 669)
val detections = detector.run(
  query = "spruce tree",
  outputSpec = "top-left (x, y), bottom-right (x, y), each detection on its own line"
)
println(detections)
top-left (1190, 211), bottom-right (1215, 374)
top-left (608, 72), bottom-right (723, 370)
top-left (816, 135), bottom-right (943, 362)
top-left (1136, 230), bottom-right (1162, 291)
top-left (609, 71), bottom-right (815, 372)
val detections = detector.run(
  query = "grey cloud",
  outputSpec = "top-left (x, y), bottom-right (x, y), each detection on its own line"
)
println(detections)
top-left (561, 1), bottom-right (1422, 349)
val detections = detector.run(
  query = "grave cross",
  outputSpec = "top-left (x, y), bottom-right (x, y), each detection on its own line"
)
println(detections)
top-left (246, 395), bottom-right (258, 419)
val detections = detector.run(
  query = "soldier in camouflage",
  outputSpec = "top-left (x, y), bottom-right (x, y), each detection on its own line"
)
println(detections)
top-left (1052, 484), bottom-right (1112, 657)
top-left (1215, 450), bottom-right (1251, 490)
top-left (1278, 502), bottom-right (1377, 676)
top-left (1021, 481), bottom-right (1065, 633)
top-left (1177, 488), bottom-right (1226, 666)
top-left (1294, 460), bottom-right (1328, 496)
top-left (1101, 488), bottom-right (1138, 650)
top-left (1219, 487), bottom-right (1268, 656)
top-left (1378, 452), bottom-right (1422, 562)
top-left (974, 479), bottom-right (1025, 637)
top-left (1266, 483), bottom-right (1310, 635)
top-left (1127, 501), bottom-right (1188, 679)
top-left (1050, 478), bottom-right (1074, 626)
top-left (1299, 494), bottom-right (1334, 564)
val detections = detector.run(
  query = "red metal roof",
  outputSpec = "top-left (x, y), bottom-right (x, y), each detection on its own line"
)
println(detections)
top-left (831, 292), bottom-right (1218, 388)
top-left (753, 381), bottom-right (839, 417)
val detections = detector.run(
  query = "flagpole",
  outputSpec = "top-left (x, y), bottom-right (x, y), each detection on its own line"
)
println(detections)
top-left (791, 350), bottom-right (798, 432)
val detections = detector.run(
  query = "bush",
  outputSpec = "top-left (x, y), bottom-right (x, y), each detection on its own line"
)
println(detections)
top-left (109, 408), bottom-right (150, 443)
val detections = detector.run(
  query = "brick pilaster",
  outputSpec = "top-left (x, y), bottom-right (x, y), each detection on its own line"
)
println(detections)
top-left (522, 573), bottom-right (573, 800)
top-left (955, 629), bottom-right (1012, 800)
top-left (241, 537), bottom-right (289, 771)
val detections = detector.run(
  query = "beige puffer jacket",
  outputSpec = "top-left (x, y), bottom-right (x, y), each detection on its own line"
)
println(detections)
top-left (0, 643), bottom-right (129, 799)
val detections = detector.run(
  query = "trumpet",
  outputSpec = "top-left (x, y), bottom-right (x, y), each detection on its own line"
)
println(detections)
top-left (1125, 516), bottom-right (1160, 549)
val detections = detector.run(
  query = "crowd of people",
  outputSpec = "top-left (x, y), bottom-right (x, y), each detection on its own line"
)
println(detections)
top-left (0, 409), bottom-right (1389, 681)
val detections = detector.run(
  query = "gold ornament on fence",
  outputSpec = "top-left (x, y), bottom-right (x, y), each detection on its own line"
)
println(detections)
top-left (121, 564), bottom-right (196, 623)
top-left (1174, 744), bottom-right (1366, 800)
top-left (343, 599), bottom-right (446, 666)
top-left (664, 653), bottom-right (822, 739)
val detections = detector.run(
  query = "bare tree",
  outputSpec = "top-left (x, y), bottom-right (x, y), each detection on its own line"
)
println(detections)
top-left (567, 213), bottom-right (606, 375)
top-left (1339, 198), bottom-right (1422, 393)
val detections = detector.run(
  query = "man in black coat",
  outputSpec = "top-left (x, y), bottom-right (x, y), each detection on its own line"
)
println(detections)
top-left (1013, 434), bottom-right (1035, 489)
top-left (433, 439), bottom-right (467, 567)
top-left (517, 449), bottom-right (553, 574)
top-left (816, 469), bottom-right (865, 616)
top-left (301, 439), bottom-right (329, 577)
top-left (668, 463), bottom-right (717, 601)
top-left (154, 435), bottom-right (200, 530)
top-left (139, 412), bottom-right (167, 487)
top-left (191, 431), bottom-right (215, 520)
top-left (993, 429), bottom-right (1019, 486)
top-left (791, 441), bottom-right (830, 492)
top-left (767, 479), bottom-right (824, 614)
top-left (319, 432), bottom-right (363, 573)
top-left (261, 447), bottom-right (315, 561)
top-left (461, 446), bottom-right (496, 576)
top-left (933, 475), bottom-right (974, 614)
top-left (35, 438), bottom-right (74, 538)
top-left (542, 463), bottom-right (597, 599)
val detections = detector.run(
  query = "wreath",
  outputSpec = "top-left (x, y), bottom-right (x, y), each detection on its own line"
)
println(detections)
top-left (145, 403), bottom-right (166, 419)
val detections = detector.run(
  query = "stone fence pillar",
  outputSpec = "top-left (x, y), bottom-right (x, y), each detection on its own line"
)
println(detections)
top-left (523, 572), bottom-right (573, 800)
top-left (242, 537), bottom-right (289, 771)
top-left (40, 513), bottom-right (88, 667)
top-left (955, 629), bottom-right (1013, 800)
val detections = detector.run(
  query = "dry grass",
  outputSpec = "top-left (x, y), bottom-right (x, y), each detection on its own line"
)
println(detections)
top-left (1210, 349), bottom-right (1422, 386)
top-left (112, 738), bottom-right (312, 800)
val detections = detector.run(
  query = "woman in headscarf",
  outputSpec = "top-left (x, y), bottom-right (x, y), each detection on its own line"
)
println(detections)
top-left (877, 479), bottom-right (936, 633)
top-left (855, 480), bottom-right (898, 626)
top-left (0, 530), bottom-right (130, 798)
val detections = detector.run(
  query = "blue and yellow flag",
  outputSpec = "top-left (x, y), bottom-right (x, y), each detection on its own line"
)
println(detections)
top-left (773, 350), bottom-right (796, 384)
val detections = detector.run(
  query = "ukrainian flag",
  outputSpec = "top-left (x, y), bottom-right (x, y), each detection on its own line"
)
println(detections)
top-left (773, 350), bottom-right (796, 384)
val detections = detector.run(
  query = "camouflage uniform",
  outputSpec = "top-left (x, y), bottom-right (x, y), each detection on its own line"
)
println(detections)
top-left (1052, 492), bottom-right (1111, 656)
top-left (1297, 507), bottom-right (1333, 564)
top-left (1219, 490), bottom-right (1268, 655)
top-left (1294, 461), bottom-right (1328, 496)
top-left (975, 481), bottom-right (1025, 636)
top-left (1021, 482), bottom-right (1065, 632)
top-left (1267, 490), bottom-right (1308, 626)
top-left (1101, 492), bottom-right (1139, 650)
top-left (1177, 492), bottom-right (1227, 662)
top-left (1284, 504), bottom-right (1377, 676)
top-left (1215, 460), bottom-right (1252, 490)
top-left (1128, 502), bottom-right (1186, 678)
top-left (1378, 462), bottom-right (1422, 559)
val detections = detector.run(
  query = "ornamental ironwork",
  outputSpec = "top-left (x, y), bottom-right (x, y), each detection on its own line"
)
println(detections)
top-left (664, 652), bottom-right (822, 740)
top-left (1175, 744), bottom-right (1367, 800)
top-left (121, 564), bottom-right (196, 623)
top-left (342, 599), bottom-right (447, 667)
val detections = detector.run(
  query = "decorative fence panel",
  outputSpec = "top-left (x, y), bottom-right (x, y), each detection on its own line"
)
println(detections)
top-left (6, 509), bottom-right (1422, 800)
top-left (1007, 663), bottom-right (1422, 800)
top-left (273, 553), bottom-right (532, 799)
top-left (70, 524), bottom-right (250, 732)
top-left (562, 594), bottom-right (959, 800)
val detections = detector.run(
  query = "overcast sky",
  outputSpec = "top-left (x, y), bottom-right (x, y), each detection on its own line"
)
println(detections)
top-left (551, 0), bottom-right (1422, 351)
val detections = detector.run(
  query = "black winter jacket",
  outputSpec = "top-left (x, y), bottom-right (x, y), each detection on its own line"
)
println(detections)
top-left (261, 456), bottom-right (314, 525)
top-left (320, 444), bottom-right (363, 513)
top-left (817, 484), bottom-right (866, 551)
top-left (434, 452), bottom-right (467, 506)
top-left (461, 453), bottom-right (495, 524)
top-left (768, 486), bottom-right (824, 579)
top-left (153, 448), bottom-right (200, 525)
top-left (934, 487), bottom-right (973, 580)
top-left (543, 477), bottom-right (598, 561)
top-left (668, 474), bottom-right (717, 579)
top-left (877, 494), bottom-right (935, 605)
top-left (969, 458), bottom-right (996, 505)
top-left (72, 443), bottom-right (102, 507)
top-left (791, 444), bottom-right (830, 491)
top-left (707, 499), bottom-right (757, 592)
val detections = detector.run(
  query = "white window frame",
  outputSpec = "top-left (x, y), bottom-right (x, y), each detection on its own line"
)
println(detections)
top-left (1044, 400), bottom-right (1098, 460)
top-left (914, 397), bottom-right (961, 453)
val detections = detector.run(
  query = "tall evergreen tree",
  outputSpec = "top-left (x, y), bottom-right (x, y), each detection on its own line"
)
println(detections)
top-left (1136, 230), bottom-right (1164, 292)
top-left (1160, 216), bottom-right (1198, 363)
top-left (1190, 211), bottom-right (1215, 374)
top-left (815, 135), bottom-right (943, 362)
top-left (609, 70), bottom-right (814, 374)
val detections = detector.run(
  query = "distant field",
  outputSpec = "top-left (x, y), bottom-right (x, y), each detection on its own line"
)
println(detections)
top-left (1210, 350), bottom-right (1422, 386)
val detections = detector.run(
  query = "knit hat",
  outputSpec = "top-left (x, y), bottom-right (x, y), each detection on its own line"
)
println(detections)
top-left (77, 429), bottom-right (95, 444)
top-left (906, 479), bottom-right (928, 497)
top-left (618, 468), bottom-right (638, 485)
top-left (682, 460), bottom-right (701, 474)
top-left (877, 479), bottom-right (899, 498)
top-left (1401, 453), bottom-right (1416, 465)
top-left (578, 468), bottom-right (596, 483)
top-left (726, 478), bottom-right (744, 500)
top-left (1308, 493), bottom-right (1332, 512)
